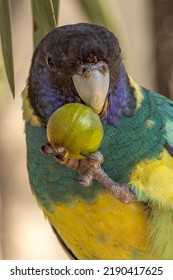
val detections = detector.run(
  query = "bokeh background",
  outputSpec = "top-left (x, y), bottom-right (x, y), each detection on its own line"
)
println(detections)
top-left (0, 0), bottom-right (173, 259)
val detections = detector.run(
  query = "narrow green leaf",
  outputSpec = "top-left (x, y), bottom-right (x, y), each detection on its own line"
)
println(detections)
top-left (0, 0), bottom-right (15, 97)
top-left (31, 0), bottom-right (46, 49)
top-left (34, 0), bottom-right (56, 33)
top-left (78, 0), bottom-right (107, 27)
top-left (31, 0), bottom-right (59, 49)
top-left (77, 0), bottom-right (122, 52)
top-left (52, 0), bottom-right (59, 24)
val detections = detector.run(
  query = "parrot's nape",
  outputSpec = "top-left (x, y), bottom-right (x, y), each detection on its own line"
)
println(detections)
top-left (22, 23), bottom-right (173, 260)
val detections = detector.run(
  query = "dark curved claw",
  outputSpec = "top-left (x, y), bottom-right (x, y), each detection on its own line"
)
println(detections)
top-left (41, 143), bottom-right (54, 156)
top-left (80, 151), bottom-right (104, 163)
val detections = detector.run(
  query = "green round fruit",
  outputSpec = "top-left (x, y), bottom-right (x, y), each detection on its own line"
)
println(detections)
top-left (46, 103), bottom-right (104, 159)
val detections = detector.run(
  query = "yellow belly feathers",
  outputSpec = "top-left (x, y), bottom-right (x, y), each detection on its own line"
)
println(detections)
top-left (40, 149), bottom-right (173, 259)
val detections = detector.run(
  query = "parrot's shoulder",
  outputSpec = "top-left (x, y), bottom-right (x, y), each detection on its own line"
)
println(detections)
top-left (143, 87), bottom-right (173, 119)
top-left (22, 85), bottom-right (42, 127)
top-left (142, 87), bottom-right (173, 151)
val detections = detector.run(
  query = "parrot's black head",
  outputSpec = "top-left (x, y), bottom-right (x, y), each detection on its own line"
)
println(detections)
top-left (28, 23), bottom-right (135, 124)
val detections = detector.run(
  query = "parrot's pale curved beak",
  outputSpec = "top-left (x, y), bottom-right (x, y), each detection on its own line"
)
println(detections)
top-left (72, 61), bottom-right (110, 114)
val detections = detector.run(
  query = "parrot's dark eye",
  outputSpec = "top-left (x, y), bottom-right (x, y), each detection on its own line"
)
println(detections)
top-left (46, 56), bottom-right (54, 68)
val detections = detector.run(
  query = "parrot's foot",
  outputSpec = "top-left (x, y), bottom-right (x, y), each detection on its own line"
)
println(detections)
top-left (55, 151), bottom-right (104, 187)
top-left (41, 143), bottom-right (54, 155)
top-left (41, 143), bottom-right (69, 160)
top-left (41, 144), bottom-right (136, 204)
top-left (57, 150), bottom-right (136, 204)
top-left (74, 151), bottom-right (104, 186)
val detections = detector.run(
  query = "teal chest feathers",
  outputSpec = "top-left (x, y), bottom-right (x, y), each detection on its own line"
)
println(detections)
top-left (25, 90), bottom-right (165, 210)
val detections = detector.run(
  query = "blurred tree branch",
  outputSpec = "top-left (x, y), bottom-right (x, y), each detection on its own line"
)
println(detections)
top-left (152, 0), bottom-right (173, 98)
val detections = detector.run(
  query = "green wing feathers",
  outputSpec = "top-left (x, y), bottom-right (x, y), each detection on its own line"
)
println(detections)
top-left (148, 89), bottom-right (173, 149)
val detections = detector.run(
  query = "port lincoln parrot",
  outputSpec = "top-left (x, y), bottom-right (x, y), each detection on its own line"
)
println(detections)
top-left (22, 23), bottom-right (173, 260)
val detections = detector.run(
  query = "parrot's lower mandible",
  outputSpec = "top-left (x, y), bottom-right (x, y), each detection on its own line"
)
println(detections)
top-left (22, 23), bottom-right (173, 260)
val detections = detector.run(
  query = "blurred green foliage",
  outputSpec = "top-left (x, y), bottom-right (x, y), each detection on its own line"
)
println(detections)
top-left (0, 0), bottom-right (15, 97)
top-left (31, 0), bottom-right (59, 49)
